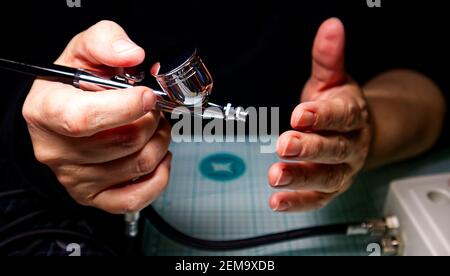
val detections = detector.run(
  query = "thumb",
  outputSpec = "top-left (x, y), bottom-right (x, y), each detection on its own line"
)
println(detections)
top-left (57, 20), bottom-right (145, 68)
top-left (309, 18), bottom-right (347, 91)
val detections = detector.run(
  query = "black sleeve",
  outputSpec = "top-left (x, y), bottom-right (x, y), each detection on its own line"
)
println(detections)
top-left (0, 66), bottom-right (91, 210)
top-left (0, 2), bottom-right (92, 204)
top-left (0, 72), bottom-right (69, 202)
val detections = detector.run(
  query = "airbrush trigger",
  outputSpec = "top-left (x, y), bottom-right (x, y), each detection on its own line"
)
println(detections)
top-left (111, 72), bottom-right (145, 86)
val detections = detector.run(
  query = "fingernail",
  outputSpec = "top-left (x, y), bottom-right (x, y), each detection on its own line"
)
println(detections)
top-left (281, 137), bottom-right (302, 157)
top-left (275, 170), bottom-right (293, 187)
top-left (274, 201), bottom-right (291, 212)
top-left (143, 90), bottom-right (156, 113)
top-left (151, 62), bottom-right (161, 76)
top-left (295, 110), bottom-right (316, 128)
top-left (113, 38), bottom-right (140, 54)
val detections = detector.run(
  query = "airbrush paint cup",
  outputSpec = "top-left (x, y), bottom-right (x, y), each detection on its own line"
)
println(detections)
top-left (154, 50), bottom-right (247, 122)
top-left (155, 50), bottom-right (213, 107)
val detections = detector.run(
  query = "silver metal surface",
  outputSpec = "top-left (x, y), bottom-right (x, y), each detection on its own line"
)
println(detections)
top-left (381, 235), bottom-right (404, 256)
top-left (74, 51), bottom-right (247, 123)
top-left (347, 217), bottom-right (400, 236)
top-left (155, 50), bottom-right (212, 107)
top-left (125, 212), bottom-right (140, 238)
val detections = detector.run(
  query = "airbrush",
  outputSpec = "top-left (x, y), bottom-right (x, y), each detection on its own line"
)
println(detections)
top-left (0, 50), bottom-right (248, 237)
top-left (0, 50), bottom-right (248, 121)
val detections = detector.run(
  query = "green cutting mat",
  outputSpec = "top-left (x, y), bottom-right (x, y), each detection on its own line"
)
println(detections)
top-left (143, 139), bottom-right (450, 256)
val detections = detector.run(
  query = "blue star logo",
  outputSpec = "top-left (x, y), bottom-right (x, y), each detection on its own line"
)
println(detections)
top-left (199, 153), bottom-right (246, 182)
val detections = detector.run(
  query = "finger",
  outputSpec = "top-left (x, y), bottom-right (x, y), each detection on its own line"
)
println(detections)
top-left (307, 18), bottom-right (347, 92)
top-left (57, 20), bottom-right (145, 68)
top-left (89, 152), bottom-right (172, 214)
top-left (268, 161), bottom-right (352, 193)
top-left (60, 119), bottom-right (171, 191)
top-left (269, 191), bottom-right (335, 212)
top-left (150, 62), bottom-right (161, 76)
top-left (33, 112), bottom-right (161, 165)
top-left (277, 131), bottom-right (357, 163)
top-left (38, 83), bottom-right (157, 137)
top-left (290, 98), bottom-right (368, 132)
top-left (94, 119), bottom-right (170, 184)
top-left (78, 112), bottom-right (162, 163)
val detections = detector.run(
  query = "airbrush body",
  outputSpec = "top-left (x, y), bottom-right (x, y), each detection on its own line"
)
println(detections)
top-left (0, 51), bottom-right (247, 122)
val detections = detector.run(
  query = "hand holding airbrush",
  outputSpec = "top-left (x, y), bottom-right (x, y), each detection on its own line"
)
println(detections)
top-left (0, 50), bottom-right (248, 237)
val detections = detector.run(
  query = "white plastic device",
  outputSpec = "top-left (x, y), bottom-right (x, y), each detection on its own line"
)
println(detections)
top-left (384, 173), bottom-right (450, 256)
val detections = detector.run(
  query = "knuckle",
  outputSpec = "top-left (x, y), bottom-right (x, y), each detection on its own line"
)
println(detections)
top-left (22, 102), bottom-right (37, 126)
top-left (60, 103), bottom-right (97, 137)
top-left (334, 137), bottom-right (349, 162)
top-left (43, 96), bottom-right (65, 122)
top-left (301, 138), bottom-right (323, 159)
top-left (66, 186), bottom-right (91, 207)
top-left (33, 146), bottom-right (59, 166)
top-left (60, 114), bottom-right (84, 136)
top-left (26, 83), bottom-right (71, 131)
top-left (54, 166), bottom-right (85, 188)
top-left (323, 166), bottom-right (340, 192)
top-left (56, 173), bottom-right (76, 188)
top-left (321, 105), bottom-right (334, 128)
top-left (136, 154), bottom-right (157, 176)
top-left (331, 166), bottom-right (348, 191)
top-left (48, 102), bottom-right (85, 136)
top-left (314, 138), bottom-right (325, 158)
top-left (344, 100), bottom-right (361, 128)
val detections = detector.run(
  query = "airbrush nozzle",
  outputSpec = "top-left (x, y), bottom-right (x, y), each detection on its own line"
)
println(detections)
top-left (205, 103), bottom-right (248, 122)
